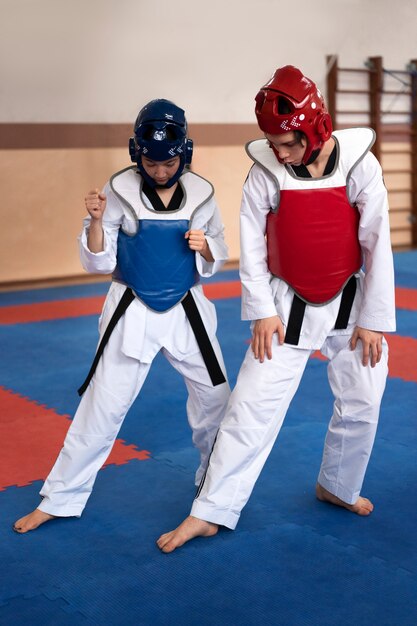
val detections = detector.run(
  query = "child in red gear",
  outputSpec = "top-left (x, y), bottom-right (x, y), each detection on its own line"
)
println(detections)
top-left (157, 66), bottom-right (396, 553)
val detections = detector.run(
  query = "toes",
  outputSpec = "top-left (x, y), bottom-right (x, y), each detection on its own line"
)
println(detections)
top-left (157, 530), bottom-right (187, 553)
top-left (12, 511), bottom-right (55, 534)
top-left (12, 518), bottom-right (30, 533)
top-left (160, 540), bottom-right (177, 554)
top-left (156, 532), bottom-right (174, 550)
top-left (156, 518), bottom-right (219, 553)
top-left (13, 522), bottom-right (31, 533)
top-left (13, 517), bottom-right (25, 529)
top-left (316, 485), bottom-right (374, 516)
top-left (352, 497), bottom-right (374, 516)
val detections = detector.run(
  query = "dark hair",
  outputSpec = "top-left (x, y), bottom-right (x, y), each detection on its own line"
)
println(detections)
top-left (294, 131), bottom-right (306, 144)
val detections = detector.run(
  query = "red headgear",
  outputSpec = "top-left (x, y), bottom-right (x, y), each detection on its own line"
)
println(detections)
top-left (255, 65), bottom-right (333, 165)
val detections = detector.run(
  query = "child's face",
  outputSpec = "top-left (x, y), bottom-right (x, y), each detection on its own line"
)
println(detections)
top-left (141, 155), bottom-right (181, 186)
top-left (265, 131), bottom-right (307, 166)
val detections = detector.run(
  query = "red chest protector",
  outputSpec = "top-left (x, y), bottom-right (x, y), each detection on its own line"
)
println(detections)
top-left (246, 129), bottom-right (375, 305)
top-left (266, 185), bottom-right (362, 304)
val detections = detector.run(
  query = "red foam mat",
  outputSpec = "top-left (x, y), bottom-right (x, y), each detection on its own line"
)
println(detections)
top-left (0, 281), bottom-right (243, 325)
top-left (0, 386), bottom-right (150, 491)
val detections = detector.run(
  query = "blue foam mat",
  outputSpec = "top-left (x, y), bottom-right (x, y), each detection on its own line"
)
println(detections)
top-left (1, 258), bottom-right (416, 625)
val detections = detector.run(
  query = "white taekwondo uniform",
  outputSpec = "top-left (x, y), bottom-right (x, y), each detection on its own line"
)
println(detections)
top-left (190, 129), bottom-right (396, 530)
top-left (38, 168), bottom-right (230, 518)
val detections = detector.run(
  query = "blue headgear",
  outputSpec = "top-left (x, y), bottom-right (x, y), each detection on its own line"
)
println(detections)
top-left (129, 99), bottom-right (193, 188)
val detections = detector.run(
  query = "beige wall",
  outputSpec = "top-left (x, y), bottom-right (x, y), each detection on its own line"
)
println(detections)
top-left (1, 138), bottom-right (412, 284)
top-left (1, 148), bottom-right (123, 283)
top-left (0, 144), bottom-right (252, 283)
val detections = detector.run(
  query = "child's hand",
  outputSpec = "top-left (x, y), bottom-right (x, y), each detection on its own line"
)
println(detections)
top-left (185, 230), bottom-right (214, 262)
top-left (185, 229), bottom-right (206, 252)
top-left (85, 188), bottom-right (106, 221)
top-left (252, 316), bottom-right (285, 362)
top-left (350, 326), bottom-right (384, 367)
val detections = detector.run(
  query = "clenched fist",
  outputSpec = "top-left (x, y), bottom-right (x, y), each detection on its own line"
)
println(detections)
top-left (85, 188), bottom-right (106, 221)
top-left (185, 229), bottom-right (214, 262)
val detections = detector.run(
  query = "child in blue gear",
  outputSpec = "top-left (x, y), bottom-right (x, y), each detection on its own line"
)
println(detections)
top-left (14, 99), bottom-right (231, 533)
top-left (157, 66), bottom-right (396, 553)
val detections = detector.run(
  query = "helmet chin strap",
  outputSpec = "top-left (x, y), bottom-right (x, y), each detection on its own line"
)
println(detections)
top-left (135, 163), bottom-right (182, 189)
top-left (155, 181), bottom-right (174, 189)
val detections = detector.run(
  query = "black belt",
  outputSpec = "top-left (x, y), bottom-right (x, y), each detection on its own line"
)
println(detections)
top-left (181, 291), bottom-right (226, 387)
top-left (284, 275), bottom-right (357, 346)
top-left (333, 275), bottom-right (357, 329)
top-left (78, 287), bottom-right (225, 396)
top-left (77, 287), bottom-right (135, 396)
top-left (284, 295), bottom-right (307, 346)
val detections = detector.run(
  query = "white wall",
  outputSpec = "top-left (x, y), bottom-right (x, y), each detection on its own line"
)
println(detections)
top-left (1, 0), bottom-right (416, 124)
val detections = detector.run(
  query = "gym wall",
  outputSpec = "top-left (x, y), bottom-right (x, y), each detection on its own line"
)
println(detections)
top-left (1, 0), bottom-right (416, 284)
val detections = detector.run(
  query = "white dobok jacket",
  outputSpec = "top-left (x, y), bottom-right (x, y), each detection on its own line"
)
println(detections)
top-left (79, 169), bottom-right (229, 363)
top-left (241, 128), bottom-right (396, 348)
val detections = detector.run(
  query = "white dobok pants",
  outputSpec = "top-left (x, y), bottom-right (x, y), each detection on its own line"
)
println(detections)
top-left (38, 325), bottom-right (230, 517)
top-left (191, 333), bottom-right (388, 530)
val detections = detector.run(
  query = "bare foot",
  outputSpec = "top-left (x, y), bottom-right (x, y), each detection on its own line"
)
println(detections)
top-left (157, 515), bottom-right (218, 553)
top-left (13, 509), bottom-right (56, 534)
top-left (316, 483), bottom-right (374, 516)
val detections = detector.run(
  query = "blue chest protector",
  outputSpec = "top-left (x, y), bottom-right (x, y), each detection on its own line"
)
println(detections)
top-left (78, 169), bottom-right (227, 395)
top-left (113, 219), bottom-right (199, 312)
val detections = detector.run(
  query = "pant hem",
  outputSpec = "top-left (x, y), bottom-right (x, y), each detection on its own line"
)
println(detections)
top-left (38, 499), bottom-right (83, 518)
top-left (317, 475), bottom-right (360, 505)
top-left (191, 501), bottom-right (239, 530)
